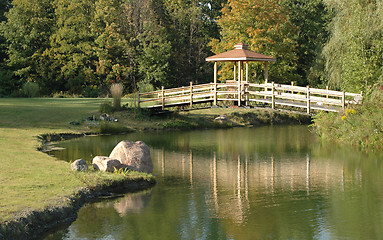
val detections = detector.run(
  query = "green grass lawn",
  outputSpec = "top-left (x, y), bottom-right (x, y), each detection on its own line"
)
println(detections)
top-left (0, 98), bottom-right (139, 222)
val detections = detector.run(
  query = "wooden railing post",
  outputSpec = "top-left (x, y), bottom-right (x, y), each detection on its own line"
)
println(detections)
top-left (342, 91), bottom-right (345, 110)
top-left (306, 86), bottom-right (310, 114)
top-left (291, 81), bottom-right (294, 94)
top-left (161, 86), bottom-right (165, 110)
top-left (326, 85), bottom-right (329, 99)
top-left (137, 91), bottom-right (140, 108)
top-left (214, 83), bottom-right (217, 106)
top-left (264, 79), bottom-right (268, 99)
top-left (238, 61), bottom-right (241, 106)
top-left (271, 82), bottom-right (275, 109)
top-left (190, 81), bottom-right (193, 107)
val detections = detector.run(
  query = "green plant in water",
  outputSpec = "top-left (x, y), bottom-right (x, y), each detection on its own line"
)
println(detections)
top-left (110, 83), bottom-right (123, 110)
top-left (22, 81), bottom-right (39, 98)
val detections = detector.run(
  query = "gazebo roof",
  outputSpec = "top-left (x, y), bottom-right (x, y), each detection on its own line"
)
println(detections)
top-left (206, 43), bottom-right (276, 62)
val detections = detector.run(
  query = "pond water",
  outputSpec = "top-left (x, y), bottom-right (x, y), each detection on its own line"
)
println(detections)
top-left (44, 126), bottom-right (383, 240)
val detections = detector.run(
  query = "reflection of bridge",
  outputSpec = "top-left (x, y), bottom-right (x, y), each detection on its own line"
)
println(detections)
top-left (153, 148), bottom-right (360, 223)
top-left (138, 81), bottom-right (362, 113)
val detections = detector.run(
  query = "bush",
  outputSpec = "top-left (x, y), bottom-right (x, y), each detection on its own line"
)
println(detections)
top-left (99, 101), bottom-right (114, 114)
top-left (137, 81), bottom-right (154, 93)
top-left (312, 88), bottom-right (383, 149)
top-left (82, 85), bottom-right (99, 98)
top-left (22, 81), bottom-right (39, 98)
top-left (110, 83), bottom-right (123, 110)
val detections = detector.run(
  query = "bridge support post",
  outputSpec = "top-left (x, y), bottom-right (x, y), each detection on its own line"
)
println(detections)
top-left (161, 86), bottom-right (165, 110)
top-left (307, 86), bottom-right (310, 114)
top-left (342, 91), bottom-right (345, 110)
top-left (190, 82), bottom-right (193, 107)
top-left (272, 82), bottom-right (275, 109)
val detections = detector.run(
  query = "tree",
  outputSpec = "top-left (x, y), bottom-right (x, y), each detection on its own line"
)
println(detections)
top-left (211, 0), bottom-right (300, 84)
top-left (322, 0), bottom-right (383, 92)
top-left (286, 0), bottom-right (332, 86)
top-left (1, 0), bottom-right (55, 94)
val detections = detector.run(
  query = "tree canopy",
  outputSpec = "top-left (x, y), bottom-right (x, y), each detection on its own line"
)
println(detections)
top-left (0, 0), bottom-right (380, 96)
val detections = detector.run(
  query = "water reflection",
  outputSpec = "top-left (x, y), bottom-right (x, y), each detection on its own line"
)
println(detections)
top-left (153, 148), bottom-right (350, 226)
top-left (46, 126), bottom-right (383, 240)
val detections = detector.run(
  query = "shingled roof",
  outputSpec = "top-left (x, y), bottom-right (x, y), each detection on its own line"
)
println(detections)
top-left (206, 43), bottom-right (276, 62)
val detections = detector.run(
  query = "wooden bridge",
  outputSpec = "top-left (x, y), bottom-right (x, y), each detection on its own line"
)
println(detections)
top-left (138, 44), bottom-right (362, 114)
top-left (138, 81), bottom-right (363, 114)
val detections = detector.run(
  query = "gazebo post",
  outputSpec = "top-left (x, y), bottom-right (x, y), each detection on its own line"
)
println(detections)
top-left (246, 62), bottom-right (249, 83)
top-left (238, 61), bottom-right (241, 106)
top-left (233, 63), bottom-right (236, 81)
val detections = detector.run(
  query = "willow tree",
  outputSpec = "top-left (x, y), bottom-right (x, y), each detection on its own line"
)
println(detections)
top-left (323, 0), bottom-right (383, 92)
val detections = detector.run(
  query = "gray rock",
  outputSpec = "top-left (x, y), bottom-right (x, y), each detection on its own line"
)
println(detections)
top-left (71, 159), bottom-right (88, 172)
top-left (92, 156), bottom-right (123, 172)
top-left (109, 141), bottom-right (153, 174)
top-left (214, 115), bottom-right (230, 123)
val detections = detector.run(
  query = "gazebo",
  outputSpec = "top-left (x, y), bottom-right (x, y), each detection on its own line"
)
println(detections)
top-left (205, 43), bottom-right (276, 106)
top-left (205, 43), bottom-right (276, 84)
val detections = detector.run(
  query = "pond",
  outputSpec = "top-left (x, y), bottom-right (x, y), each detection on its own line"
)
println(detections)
top-left (44, 126), bottom-right (383, 240)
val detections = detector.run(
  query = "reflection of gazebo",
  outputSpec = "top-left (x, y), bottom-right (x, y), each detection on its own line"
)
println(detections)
top-left (206, 43), bottom-right (276, 84)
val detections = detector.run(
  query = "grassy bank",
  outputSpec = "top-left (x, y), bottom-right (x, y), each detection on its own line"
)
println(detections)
top-left (312, 90), bottom-right (383, 150)
top-left (0, 98), bottom-right (310, 230)
top-left (0, 98), bottom-right (151, 224)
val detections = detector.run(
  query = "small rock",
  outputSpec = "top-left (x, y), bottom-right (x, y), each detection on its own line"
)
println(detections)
top-left (71, 159), bottom-right (88, 172)
top-left (215, 115), bottom-right (228, 121)
top-left (92, 156), bottom-right (124, 172)
top-left (214, 115), bottom-right (231, 124)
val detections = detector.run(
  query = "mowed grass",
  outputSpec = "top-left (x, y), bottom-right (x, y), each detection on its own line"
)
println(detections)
top-left (0, 98), bottom-right (134, 222)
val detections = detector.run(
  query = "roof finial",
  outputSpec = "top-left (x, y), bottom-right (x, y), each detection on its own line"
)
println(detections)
top-left (234, 43), bottom-right (248, 50)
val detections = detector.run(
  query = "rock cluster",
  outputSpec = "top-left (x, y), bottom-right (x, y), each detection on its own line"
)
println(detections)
top-left (93, 141), bottom-right (153, 174)
top-left (70, 141), bottom-right (153, 174)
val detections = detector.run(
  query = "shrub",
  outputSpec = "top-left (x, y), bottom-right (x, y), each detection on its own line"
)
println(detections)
top-left (22, 81), bottom-right (39, 98)
top-left (99, 101), bottom-right (114, 114)
top-left (110, 83), bottom-right (123, 110)
top-left (137, 81), bottom-right (154, 93)
top-left (312, 88), bottom-right (383, 149)
top-left (82, 85), bottom-right (99, 98)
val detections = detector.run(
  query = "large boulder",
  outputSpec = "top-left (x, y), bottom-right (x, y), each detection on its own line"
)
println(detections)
top-left (92, 156), bottom-right (124, 172)
top-left (109, 141), bottom-right (153, 174)
top-left (71, 159), bottom-right (88, 171)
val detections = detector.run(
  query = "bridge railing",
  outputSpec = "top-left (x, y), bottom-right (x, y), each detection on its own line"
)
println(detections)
top-left (138, 81), bottom-right (363, 113)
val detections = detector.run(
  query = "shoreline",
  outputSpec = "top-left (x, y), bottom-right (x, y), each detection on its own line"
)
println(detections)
top-left (0, 106), bottom-right (312, 240)
top-left (0, 176), bottom-right (155, 240)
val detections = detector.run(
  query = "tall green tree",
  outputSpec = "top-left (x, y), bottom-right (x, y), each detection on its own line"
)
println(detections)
top-left (50, 0), bottom-right (97, 94)
top-left (1, 0), bottom-right (55, 94)
top-left (286, 0), bottom-right (332, 86)
top-left (322, 0), bottom-right (383, 92)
